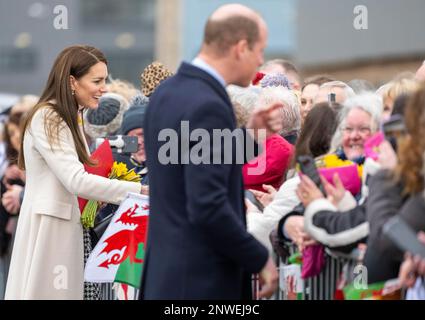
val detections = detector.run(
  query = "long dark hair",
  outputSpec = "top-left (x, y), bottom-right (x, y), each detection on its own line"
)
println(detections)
top-left (4, 112), bottom-right (24, 164)
top-left (293, 103), bottom-right (339, 164)
top-left (18, 45), bottom-right (107, 169)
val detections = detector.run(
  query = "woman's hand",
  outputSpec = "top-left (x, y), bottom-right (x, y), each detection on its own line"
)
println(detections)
top-left (399, 253), bottom-right (417, 288)
top-left (246, 102), bottom-right (284, 143)
top-left (140, 185), bottom-right (149, 195)
top-left (398, 251), bottom-right (425, 288)
top-left (2, 184), bottom-right (23, 214)
top-left (321, 173), bottom-right (346, 207)
top-left (3, 164), bottom-right (25, 184)
top-left (250, 184), bottom-right (277, 208)
top-left (296, 174), bottom-right (325, 207)
top-left (245, 198), bottom-right (260, 214)
top-left (398, 231), bottom-right (425, 288)
top-left (377, 140), bottom-right (398, 170)
top-left (284, 215), bottom-right (317, 252)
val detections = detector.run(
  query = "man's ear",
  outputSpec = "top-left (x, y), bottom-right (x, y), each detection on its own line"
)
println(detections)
top-left (234, 39), bottom-right (249, 60)
top-left (70, 75), bottom-right (77, 91)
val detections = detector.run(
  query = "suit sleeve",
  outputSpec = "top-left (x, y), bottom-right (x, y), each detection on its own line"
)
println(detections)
top-left (183, 102), bottom-right (268, 274)
top-left (29, 109), bottom-right (141, 204)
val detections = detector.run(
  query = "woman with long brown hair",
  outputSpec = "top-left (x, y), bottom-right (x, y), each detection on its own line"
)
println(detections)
top-left (5, 45), bottom-right (141, 300)
top-left (364, 82), bottom-right (425, 285)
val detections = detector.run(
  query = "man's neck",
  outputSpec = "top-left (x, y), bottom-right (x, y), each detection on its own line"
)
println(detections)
top-left (196, 53), bottom-right (232, 85)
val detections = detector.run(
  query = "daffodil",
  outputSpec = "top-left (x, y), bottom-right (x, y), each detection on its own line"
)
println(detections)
top-left (81, 161), bottom-right (141, 228)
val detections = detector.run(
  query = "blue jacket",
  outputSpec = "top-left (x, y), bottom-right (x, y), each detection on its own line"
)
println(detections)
top-left (140, 62), bottom-right (268, 299)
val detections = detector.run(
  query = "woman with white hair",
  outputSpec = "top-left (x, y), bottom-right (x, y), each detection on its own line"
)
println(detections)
top-left (247, 103), bottom-right (340, 253)
top-left (259, 87), bottom-right (301, 145)
top-left (226, 84), bottom-right (260, 128)
top-left (331, 92), bottom-right (383, 164)
top-left (241, 86), bottom-right (298, 192)
top-left (294, 92), bottom-right (386, 251)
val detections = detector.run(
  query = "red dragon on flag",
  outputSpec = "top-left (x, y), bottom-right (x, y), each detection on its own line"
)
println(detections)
top-left (85, 193), bottom-right (149, 290)
top-left (98, 203), bottom-right (149, 268)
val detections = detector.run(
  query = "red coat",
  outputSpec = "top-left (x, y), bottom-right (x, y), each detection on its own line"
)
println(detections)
top-left (243, 134), bottom-right (294, 192)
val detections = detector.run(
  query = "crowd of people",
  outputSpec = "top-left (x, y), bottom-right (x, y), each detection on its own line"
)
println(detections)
top-left (0, 3), bottom-right (425, 300)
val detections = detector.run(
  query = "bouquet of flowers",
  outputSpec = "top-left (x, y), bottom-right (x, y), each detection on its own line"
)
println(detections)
top-left (316, 153), bottom-right (363, 178)
top-left (81, 161), bottom-right (141, 228)
top-left (312, 154), bottom-right (363, 196)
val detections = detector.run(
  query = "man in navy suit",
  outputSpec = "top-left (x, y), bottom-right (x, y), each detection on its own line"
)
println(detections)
top-left (141, 3), bottom-right (280, 299)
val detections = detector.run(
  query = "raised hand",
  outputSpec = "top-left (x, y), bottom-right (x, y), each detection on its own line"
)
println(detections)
top-left (246, 102), bottom-right (284, 144)
top-left (296, 174), bottom-right (325, 207)
top-left (321, 173), bottom-right (346, 206)
top-left (250, 184), bottom-right (277, 208)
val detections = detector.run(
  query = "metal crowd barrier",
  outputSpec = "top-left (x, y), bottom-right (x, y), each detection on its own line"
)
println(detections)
top-left (275, 242), bottom-right (360, 300)
top-left (99, 244), bottom-right (359, 301)
top-left (101, 283), bottom-right (140, 300)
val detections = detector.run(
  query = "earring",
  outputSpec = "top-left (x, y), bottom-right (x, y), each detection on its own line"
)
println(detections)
top-left (72, 90), bottom-right (75, 96)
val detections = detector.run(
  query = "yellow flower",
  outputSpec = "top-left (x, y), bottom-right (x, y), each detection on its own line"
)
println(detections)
top-left (322, 154), bottom-right (353, 168)
top-left (82, 161), bottom-right (141, 229)
top-left (295, 154), bottom-right (363, 179)
top-left (109, 162), bottom-right (141, 182)
top-left (110, 161), bottom-right (128, 178)
top-left (122, 169), bottom-right (140, 182)
top-left (321, 154), bottom-right (363, 178)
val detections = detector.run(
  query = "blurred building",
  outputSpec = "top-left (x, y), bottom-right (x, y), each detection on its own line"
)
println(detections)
top-left (1, 0), bottom-right (425, 95)
top-left (157, 0), bottom-right (425, 85)
top-left (0, 0), bottom-right (155, 95)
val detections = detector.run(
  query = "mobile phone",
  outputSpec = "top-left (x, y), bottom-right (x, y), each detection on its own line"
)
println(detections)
top-left (383, 115), bottom-right (405, 137)
top-left (96, 135), bottom-right (138, 154)
top-left (383, 216), bottom-right (425, 259)
top-left (297, 155), bottom-right (326, 195)
top-left (382, 115), bottom-right (406, 151)
top-left (245, 190), bottom-right (264, 211)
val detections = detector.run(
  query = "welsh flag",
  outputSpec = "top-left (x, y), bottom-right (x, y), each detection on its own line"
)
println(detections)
top-left (343, 278), bottom-right (402, 300)
top-left (84, 193), bottom-right (149, 289)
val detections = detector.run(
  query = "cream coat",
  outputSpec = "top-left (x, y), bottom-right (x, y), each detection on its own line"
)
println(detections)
top-left (5, 108), bottom-right (140, 300)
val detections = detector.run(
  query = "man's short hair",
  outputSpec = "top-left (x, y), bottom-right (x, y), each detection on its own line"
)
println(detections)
top-left (260, 59), bottom-right (299, 75)
top-left (203, 15), bottom-right (259, 54)
top-left (320, 81), bottom-right (356, 99)
top-left (302, 75), bottom-right (335, 90)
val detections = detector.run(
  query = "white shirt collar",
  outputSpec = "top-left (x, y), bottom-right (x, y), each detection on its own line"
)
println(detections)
top-left (191, 57), bottom-right (226, 88)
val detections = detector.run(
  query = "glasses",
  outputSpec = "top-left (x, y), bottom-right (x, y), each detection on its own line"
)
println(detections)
top-left (342, 126), bottom-right (371, 135)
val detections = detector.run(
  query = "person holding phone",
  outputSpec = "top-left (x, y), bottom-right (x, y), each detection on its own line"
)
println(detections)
top-left (118, 94), bottom-right (150, 187)
top-left (288, 93), bottom-right (384, 253)
top-left (5, 45), bottom-right (141, 300)
top-left (363, 83), bottom-right (425, 284)
top-left (399, 231), bottom-right (425, 289)
top-left (247, 104), bottom-right (340, 253)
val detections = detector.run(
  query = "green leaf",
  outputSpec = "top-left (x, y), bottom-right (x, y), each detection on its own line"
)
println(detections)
top-left (81, 200), bottom-right (99, 229)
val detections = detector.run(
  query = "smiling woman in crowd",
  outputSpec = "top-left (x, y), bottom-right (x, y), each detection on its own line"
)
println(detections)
top-left (5, 45), bottom-right (141, 300)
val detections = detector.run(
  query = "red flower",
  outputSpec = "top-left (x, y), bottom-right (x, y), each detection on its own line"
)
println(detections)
top-left (252, 72), bottom-right (265, 85)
